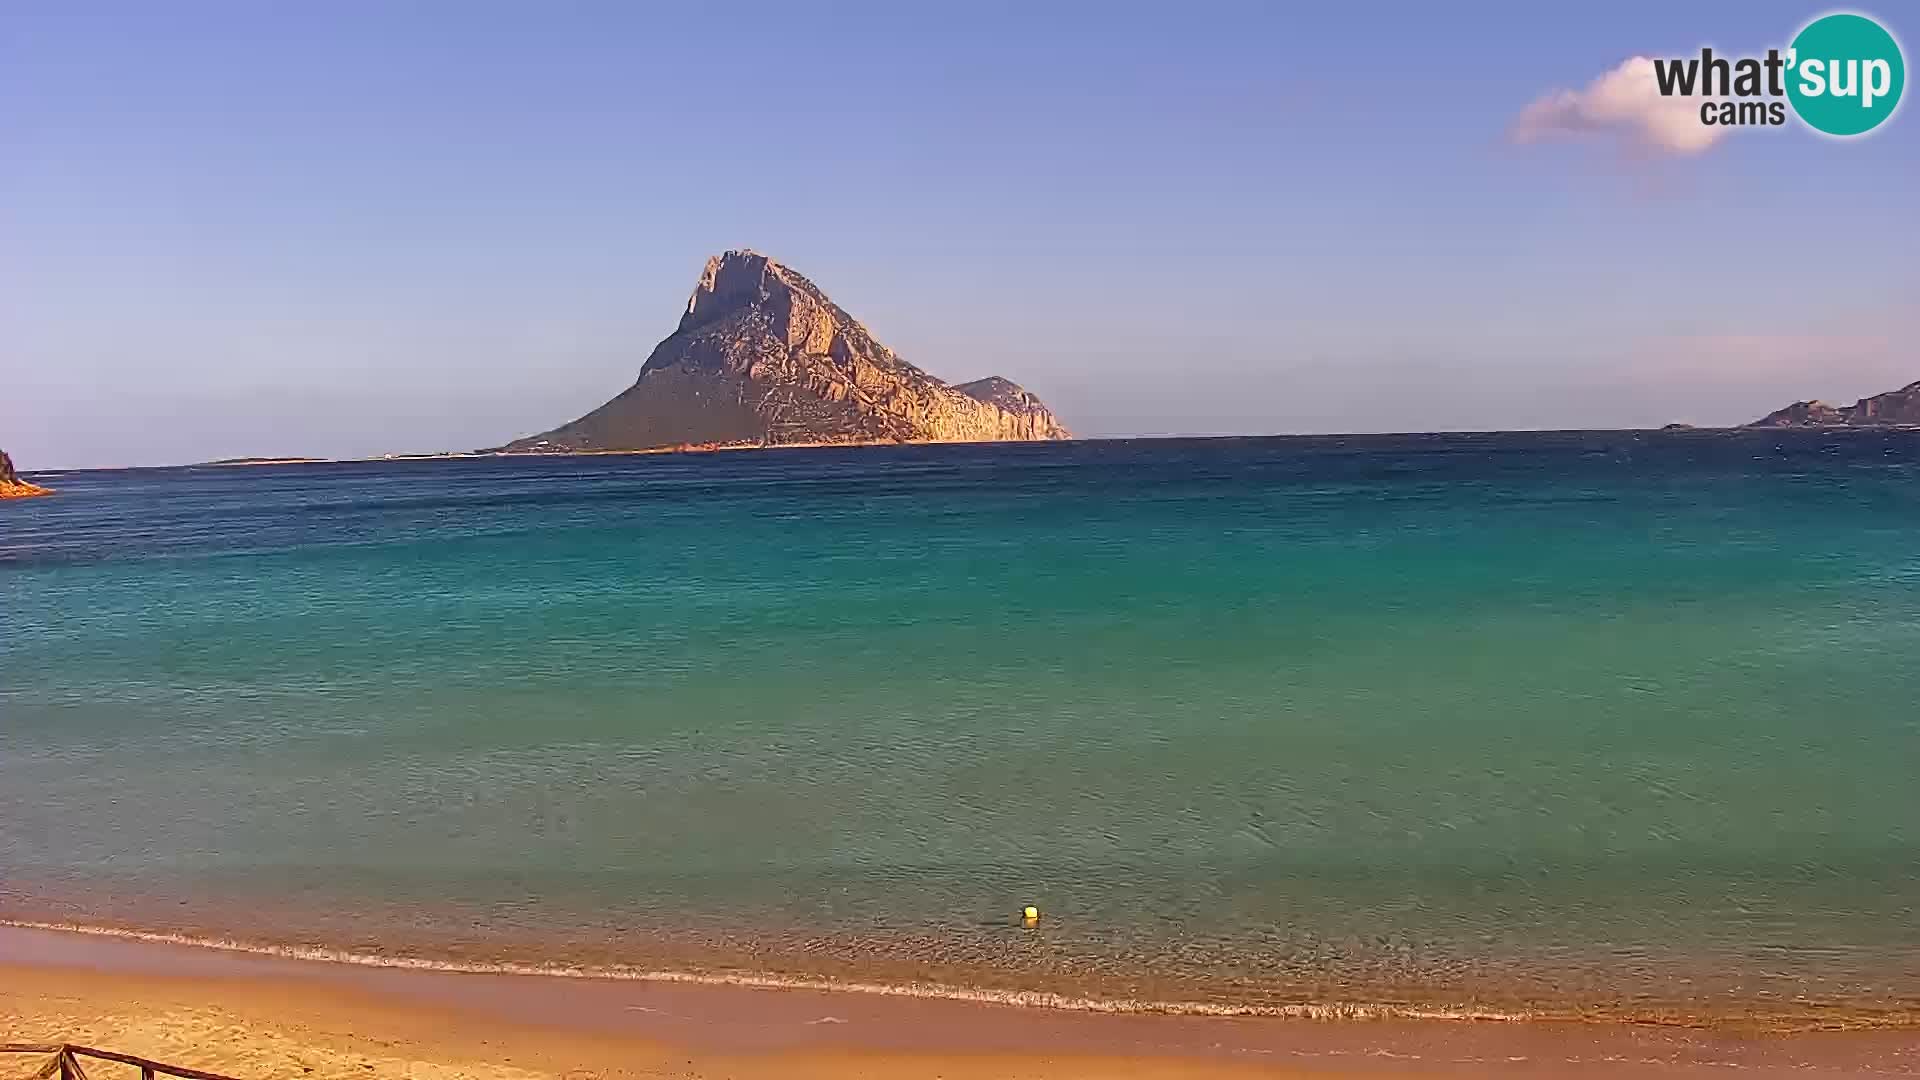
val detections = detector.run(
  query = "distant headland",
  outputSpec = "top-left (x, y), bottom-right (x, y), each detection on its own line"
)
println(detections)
top-left (1748, 378), bottom-right (1920, 428)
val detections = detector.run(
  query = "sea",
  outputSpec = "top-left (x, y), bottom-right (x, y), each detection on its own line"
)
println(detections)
top-left (3, 431), bottom-right (1917, 1028)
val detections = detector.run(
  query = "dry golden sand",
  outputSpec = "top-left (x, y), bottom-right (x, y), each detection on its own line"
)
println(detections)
top-left (2, 966), bottom-right (548, 1080)
top-left (0, 963), bottom-right (1331, 1080)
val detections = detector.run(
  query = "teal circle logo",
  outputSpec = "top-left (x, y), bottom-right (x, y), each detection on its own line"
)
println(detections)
top-left (1786, 13), bottom-right (1905, 136)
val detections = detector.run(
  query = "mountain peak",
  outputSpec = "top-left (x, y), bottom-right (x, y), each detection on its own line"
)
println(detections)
top-left (507, 252), bottom-right (1070, 453)
top-left (680, 249), bottom-right (820, 332)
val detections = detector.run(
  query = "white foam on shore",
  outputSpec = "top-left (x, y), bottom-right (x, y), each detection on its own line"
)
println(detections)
top-left (0, 918), bottom-right (1533, 1023)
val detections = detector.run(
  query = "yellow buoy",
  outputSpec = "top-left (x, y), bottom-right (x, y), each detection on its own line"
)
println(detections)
top-left (1022, 905), bottom-right (1041, 924)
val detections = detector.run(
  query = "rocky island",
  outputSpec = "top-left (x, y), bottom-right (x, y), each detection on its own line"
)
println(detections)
top-left (0, 448), bottom-right (52, 499)
top-left (1750, 378), bottom-right (1920, 428)
top-left (503, 250), bottom-right (1070, 453)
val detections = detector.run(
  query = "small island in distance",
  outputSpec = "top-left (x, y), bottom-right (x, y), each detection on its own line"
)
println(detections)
top-left (496, 250), bottom-right (1072, 455)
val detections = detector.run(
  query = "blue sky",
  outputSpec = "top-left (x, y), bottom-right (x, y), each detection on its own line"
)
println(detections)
top-left (4, 1), bottom-right (1915, 468)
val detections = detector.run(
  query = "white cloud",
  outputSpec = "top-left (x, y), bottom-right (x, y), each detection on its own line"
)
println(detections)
top-left (1512, 57), bottom-right (1723, 155)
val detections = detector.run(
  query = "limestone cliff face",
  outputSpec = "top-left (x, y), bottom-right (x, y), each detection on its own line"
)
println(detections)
top-left (1751, 380), bottom-right (1920, 427)
top-left (507, 251), bottom-right (1071, 452)
top-left (0, 448), bottom-right (51, 499)
top-left (953, 376), bottom-right (1066, 439)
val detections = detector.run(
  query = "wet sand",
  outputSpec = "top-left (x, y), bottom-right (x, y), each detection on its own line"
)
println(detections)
top-left (1, 927), bottom-right (1915, 1078)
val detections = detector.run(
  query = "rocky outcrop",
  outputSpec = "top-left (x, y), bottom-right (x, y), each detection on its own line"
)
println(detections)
top-left (505, 251), bottom-right (1070, 452)
top-left (954, 376), bottom-right (1066, 432)
top-left (1751, 380), bottom-right (1920, 427)
top-left (0, 449), bottom-right (51, 499)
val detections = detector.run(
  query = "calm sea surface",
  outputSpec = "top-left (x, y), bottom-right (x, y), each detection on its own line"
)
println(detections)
top-left (3, 432), bottom-right (1918, 1024)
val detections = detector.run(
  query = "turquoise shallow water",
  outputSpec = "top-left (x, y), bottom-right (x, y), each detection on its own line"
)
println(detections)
top-left (3, 432), bottom-right (1918, 1023)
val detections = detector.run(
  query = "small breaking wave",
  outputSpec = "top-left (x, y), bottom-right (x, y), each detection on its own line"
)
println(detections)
top-left (0, 917), bottom-right (1535, 1023)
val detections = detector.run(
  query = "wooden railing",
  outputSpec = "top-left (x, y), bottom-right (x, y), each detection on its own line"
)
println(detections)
top-left (0, 1044), bottom-right (241, 1080)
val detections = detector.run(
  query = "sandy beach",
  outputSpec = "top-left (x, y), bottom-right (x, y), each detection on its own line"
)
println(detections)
top-left (2, 926), bottom-right (1915, 1079)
